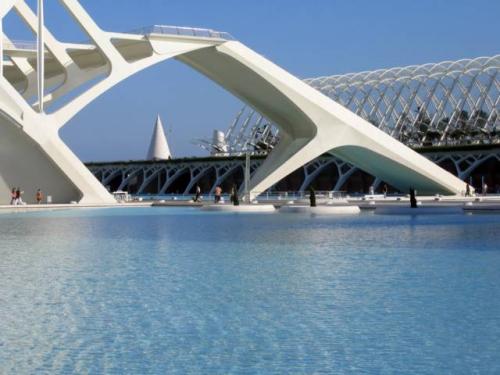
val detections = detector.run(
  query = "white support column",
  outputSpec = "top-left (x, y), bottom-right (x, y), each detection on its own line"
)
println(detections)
top-left (36, 0), bottom-right (44, 112)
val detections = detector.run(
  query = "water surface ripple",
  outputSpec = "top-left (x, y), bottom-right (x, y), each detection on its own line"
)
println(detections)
top-left (0, 208), bottom-right (499, 374)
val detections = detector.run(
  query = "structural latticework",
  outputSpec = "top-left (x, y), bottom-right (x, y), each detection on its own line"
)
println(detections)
top-left (206, 55), bottom-right (499, 155)
top-left (309, 56), bottom-right (500, 147)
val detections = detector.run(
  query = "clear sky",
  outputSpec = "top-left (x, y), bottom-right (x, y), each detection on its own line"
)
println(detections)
top-left (4, 0), bottom-right (500, 161)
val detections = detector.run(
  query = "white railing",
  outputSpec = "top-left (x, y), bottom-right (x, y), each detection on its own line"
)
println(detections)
top-left (128, 25), bottom-right (235, 41)
top-left (2, 39), bottom-right (39, 51)
top-left (135, 191), bottom-right (348, 202)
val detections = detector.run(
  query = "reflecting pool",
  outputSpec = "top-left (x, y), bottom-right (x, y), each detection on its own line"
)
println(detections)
top-left (1, 208), bottom-right (499, 374)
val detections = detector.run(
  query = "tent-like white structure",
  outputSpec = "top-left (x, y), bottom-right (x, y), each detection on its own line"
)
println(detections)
top-left (147, 115), bottom-right (171, 161)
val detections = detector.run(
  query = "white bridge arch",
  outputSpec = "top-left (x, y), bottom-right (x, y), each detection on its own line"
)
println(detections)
top-left (0, 0), bottom-right (467, 204)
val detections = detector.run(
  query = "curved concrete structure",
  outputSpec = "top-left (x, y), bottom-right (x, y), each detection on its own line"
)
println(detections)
top-left (0, 0), bottom-right (467, 204)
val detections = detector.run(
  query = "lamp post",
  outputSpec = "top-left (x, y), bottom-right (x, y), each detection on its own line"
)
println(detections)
top-left (0, 13), bottom-right (3, 79)
top-left (244, 151), bottom-right (250, 203)
top-left (37, 0), bottom-right (44, 113)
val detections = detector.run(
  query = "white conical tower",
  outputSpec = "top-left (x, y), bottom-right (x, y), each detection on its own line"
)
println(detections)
top-left (147, 114), bottom-right (171, 160)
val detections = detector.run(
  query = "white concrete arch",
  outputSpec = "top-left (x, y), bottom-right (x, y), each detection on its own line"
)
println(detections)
top-left (1, 0), bottom-right (469, 204)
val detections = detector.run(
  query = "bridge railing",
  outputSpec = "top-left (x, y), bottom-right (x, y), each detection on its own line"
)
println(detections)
top-left (134, 190), bottom-right (349, 202)
top-left (128, 25), bottom-right (235, 41)
top-left (2, 39), bottom-right (40, 51)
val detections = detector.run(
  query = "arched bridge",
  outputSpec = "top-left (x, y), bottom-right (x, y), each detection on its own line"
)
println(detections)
top-left (0, 0), bottom-right (467, 204)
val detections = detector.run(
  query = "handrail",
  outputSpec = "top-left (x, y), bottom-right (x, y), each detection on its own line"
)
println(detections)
top-left (127, 24), bottom-right (235, 41)
top-left (2, 39), bottom-right (41, 51)
top-left (2, 24), bottom-right (234, 53)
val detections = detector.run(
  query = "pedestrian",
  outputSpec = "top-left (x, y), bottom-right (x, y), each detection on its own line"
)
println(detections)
top-left (230, 184), bottom-right (239, 206)
top-left (10, 188), bottom-right (16, 205)
top-left (309, 187), bottom-right (317, 207)
top-left (214, 186), bottom-right (222, 203)
top-left (193, 185), bottom-right (201, 202)
top-left (409, 187), bottom-right (417, 208)
top-left (15, 188), bottom-right (25, 205)
top-left (382, 184), bottom-right (388, 198)
top-left (36, 189), bottom-right (43, 204)
top-left (482, 182), bottom-right (488, 196)
top-left (465, 183), bottom-right (471, 197)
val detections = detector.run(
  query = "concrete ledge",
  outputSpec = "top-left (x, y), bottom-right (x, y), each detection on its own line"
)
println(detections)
top-left (152, 201), bottom-right (203, 207)
top-left (375, 205), bottom-right (463, 215)
top-left (199, 204), bottom-right (276, 212)
top-left (0, 202), bottom-right (152, 214)
top-left (279, 205), bottom-right (360, 215)
top-left (463, 204), bottom-right (500, 212)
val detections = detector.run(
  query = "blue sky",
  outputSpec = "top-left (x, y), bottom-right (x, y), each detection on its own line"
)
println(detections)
top-left (5, 0), bottom-right (500, 161)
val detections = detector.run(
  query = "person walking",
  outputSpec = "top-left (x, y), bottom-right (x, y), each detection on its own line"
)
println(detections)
top-left (193, 185), bottom-right (201, 202)
top-left (214, 186), bottom-right (222, 204)
top-left (409, 187), bottom-right (417, 208)
top-left (15, 188), bottom-right (25, 205)
top-left (36, 189), bottom-right (43, 204)
top-left (10, 188), bottom-right (16, 205)
top-left (309, 187), bottom-right (317, 207)
top-left (230, 184), bottom-right (239, 206)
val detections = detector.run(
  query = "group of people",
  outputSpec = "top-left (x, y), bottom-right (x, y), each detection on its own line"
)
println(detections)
top-left (193, 185), bottom-right (240, 205)
top-left (465, 182), bottom-right (489, 197)
top-left (9, 188), bottom-right (43, 205)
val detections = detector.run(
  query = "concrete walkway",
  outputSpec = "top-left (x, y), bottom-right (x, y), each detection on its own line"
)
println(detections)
top-left (0, 201), bottom-right (152, 214)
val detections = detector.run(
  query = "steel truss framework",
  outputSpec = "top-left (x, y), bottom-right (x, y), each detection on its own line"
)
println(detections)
top-left (307, 56), bottom-right (500, 147)
top-left (88, 147), bottom-right (500, 195)
top-left (207, 56), bottom-right (499, 155)
top-left (89, 159), bottom-right (261, 196)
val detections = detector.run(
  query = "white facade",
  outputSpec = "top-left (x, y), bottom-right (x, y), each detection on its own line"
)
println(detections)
top-left (0, 1), bottom-right (467, 204)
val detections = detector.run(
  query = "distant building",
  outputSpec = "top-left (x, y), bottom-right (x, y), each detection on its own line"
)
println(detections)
top-left (147, 115), bottom-right (171, 161)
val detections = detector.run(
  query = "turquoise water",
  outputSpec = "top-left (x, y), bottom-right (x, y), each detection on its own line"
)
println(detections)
top-left (1, 208), bottom-right (499, 374)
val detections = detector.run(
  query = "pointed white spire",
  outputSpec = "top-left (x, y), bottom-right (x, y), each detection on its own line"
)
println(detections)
top-left (147, 114), bottom-right (171, 160)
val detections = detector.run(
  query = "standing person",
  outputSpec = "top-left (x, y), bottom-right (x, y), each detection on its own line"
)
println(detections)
top-left (36, 189), bottom-right (43, 204)
top-left (465, 183), bottom-right (471, 197)
top-left (193, 185), bottom-right (201, 202)
top-left (309, 187), bottom-right (317, 207)
top-left (15, 188), bottom-right (25, 205)
top-left (214, 186), bottom-right (222, 204)
top-left (482, 182), bottom-right (488, 196)
top-left (10, 188), bottom-right (16, 205)
top-left (409, 187), bottom-right (417, 208)
top-left (230, 184), bottom-right (239, 206)
top-left (382, 184), bottom-right (388, 198)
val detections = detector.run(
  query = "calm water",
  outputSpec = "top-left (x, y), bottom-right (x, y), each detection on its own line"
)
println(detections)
top-left (1, 208), bottom-right (499, 374)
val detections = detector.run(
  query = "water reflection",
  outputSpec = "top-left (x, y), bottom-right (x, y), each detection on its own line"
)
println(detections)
top-left (0, 209), bottom-right (499, 373)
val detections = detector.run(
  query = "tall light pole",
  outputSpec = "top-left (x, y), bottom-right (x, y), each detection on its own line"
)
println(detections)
top-left (37, 0), bottom-right (44, 112)
top-left (244, 151), bottom-right (251, 203)
top-left (0, 12), bottom-right (3, 79)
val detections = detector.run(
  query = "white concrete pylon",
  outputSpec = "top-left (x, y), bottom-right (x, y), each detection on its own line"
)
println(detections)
top-left (147, 114), bottom-right (171, 161)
